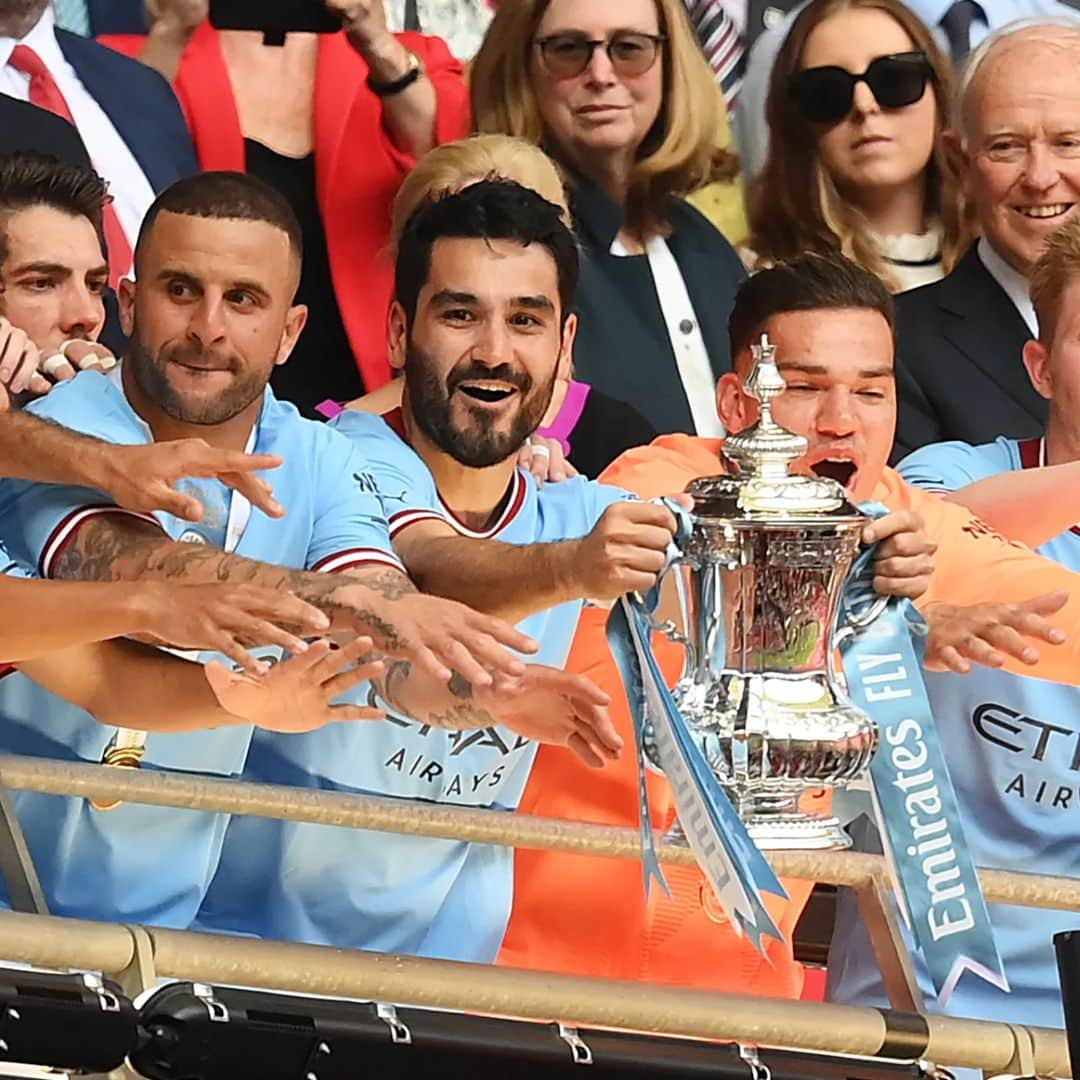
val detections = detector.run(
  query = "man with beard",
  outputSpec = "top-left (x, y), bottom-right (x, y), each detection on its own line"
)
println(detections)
top-left (195, 180), bottom-right (676, 962)
top-left (0, 171), bottom-right (591, 932)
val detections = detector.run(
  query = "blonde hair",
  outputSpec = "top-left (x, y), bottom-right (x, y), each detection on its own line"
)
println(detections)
top-left (391, 135), bottom-right (571, 253)
top-left (469, 0), bottom-right (738, 238)
top-left (1030, 213), bottom-right (1080, 344)
top-left (749, 0), bottom-right (967, 291)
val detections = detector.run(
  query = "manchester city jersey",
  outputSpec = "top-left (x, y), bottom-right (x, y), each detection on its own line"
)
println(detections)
top-left (828, 436), bottom-right (1080, 1030)
top-left (0, 370), bottom-right (401, 929)
top-left (197, 408), bottom-right (631, 962)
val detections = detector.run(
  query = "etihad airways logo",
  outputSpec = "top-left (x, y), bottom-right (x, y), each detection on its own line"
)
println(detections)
top-left (972, 702), bottom-right (1080, 810)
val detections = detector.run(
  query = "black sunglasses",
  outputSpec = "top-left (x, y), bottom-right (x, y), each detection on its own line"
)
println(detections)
top-left (787, 51), bottom-right (934, 125)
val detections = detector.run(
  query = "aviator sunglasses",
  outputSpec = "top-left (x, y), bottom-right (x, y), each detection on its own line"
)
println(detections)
top-left (533, 31), bottom-right (667, 78)
top-left (787, 51), bottom-right (934, 125)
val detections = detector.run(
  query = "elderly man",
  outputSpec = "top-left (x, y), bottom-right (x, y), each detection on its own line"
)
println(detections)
top-left (892, 19), bottom-right (1080, 460)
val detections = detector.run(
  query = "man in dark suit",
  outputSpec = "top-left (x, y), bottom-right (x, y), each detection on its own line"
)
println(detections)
top-left (0, 91), bottom-right (89, 164)
top-left (890, 20), bottom-right (1080, 462)
top-left (0, 0), bottom-right (197, 285)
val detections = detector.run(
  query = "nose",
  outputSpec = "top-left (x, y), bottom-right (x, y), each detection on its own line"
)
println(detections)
top-left (583, 42), bottom-right (618, 85)
top-left (1021, 142), bottom-right (1061, 193)
top-left (59, 282), bottom-right (105, 338)
top-left (850, 79), bottom-right (879, 118)
top-left (186, 293), bottom-right (228, 347)
top-left (473, 317), bottom-right (513, 366)
top-left (815, 387), bottom-right (857, 437)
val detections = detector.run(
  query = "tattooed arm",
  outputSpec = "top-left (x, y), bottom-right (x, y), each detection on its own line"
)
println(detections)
top-left (380, 659), bottom-right (623, 768)
top-left (52, 514), bottom-right (536, 685)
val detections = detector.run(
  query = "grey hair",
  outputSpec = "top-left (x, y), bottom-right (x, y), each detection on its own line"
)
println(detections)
top-left (954, 15), bottom-right (1080, 148)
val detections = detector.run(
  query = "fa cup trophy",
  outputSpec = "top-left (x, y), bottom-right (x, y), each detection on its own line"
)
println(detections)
top-left (645, 336), bottom-right (884, 850)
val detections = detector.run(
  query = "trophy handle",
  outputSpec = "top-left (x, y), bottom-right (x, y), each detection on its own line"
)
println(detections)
top-left (833, 592), bottom-right (890, 646)
top-left (639, 555), bottom-right (698, 675)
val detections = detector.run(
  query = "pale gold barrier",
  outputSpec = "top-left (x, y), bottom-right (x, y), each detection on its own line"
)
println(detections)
top-left (0, 753), bottom-right (1074, 1075)
top-left (0, 910), bottom-right (1068, 1075)
top-left (1, 753), bottom-right (1076, 909)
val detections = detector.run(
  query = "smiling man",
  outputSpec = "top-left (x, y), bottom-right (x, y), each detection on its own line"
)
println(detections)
top-left (892, 18), bottom-right (1080, 459)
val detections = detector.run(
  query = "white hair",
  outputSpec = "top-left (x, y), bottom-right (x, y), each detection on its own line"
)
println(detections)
top-left (954, 15), bottom-right (1080, 148)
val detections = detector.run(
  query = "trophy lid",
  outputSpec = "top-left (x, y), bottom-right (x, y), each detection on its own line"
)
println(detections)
top-left (695, 335), bottom-right (861, 519)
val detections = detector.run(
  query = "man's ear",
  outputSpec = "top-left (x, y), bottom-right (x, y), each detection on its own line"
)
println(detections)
top-left (118, 277), bottom-right (136, 337)
top-left (557, 312), bottom-right (577, 381)
top-left (275, 304), bottom-right (308, 367)
top-left (388, 301), bottom-right (408, 373)
top-left (1022, 338), bottom-right (1053, 400)
top-left (717, 370), bottom-right (759, 433)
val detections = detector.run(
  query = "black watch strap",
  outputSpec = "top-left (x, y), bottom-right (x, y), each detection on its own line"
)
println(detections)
top-left (368, 49), bottom-right (423, 97)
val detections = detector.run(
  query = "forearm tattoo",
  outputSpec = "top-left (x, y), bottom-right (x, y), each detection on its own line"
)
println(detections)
top-left (53, 517), bottom-right (416, 650)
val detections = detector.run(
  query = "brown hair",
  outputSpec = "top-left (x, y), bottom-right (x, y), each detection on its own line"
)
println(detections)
top-left (1030, 213), bottom-right (1080, 345)
top-left (392, 135), bottom-right (571, 254)
top-left (748, 0), bottom-right (967, 290)
top-left (469, 0), bottom-right (738, 238)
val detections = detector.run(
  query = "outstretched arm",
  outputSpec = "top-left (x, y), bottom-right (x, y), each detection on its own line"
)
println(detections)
top-left (51, 514), bottom-right (536, 686)
top-left (18, 637), bottom-right (384, 735)
top-left (0, 575), bottom-right (328, 672)
top-left (944, 461), bottom-right (1080, 550)
top-left (0, 408), bottom-right (285, 520)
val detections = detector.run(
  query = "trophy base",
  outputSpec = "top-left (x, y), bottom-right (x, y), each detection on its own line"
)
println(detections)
top-left (665, 812), bottom-right (850, 852)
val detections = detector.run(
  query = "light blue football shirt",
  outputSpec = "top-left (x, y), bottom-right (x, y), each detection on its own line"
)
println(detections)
top-left (828, 436), bottom-right (1080, 1030)
top-left (197, 408), bottom-right (632, 962)
top-left (0, 370), bottom-right (401, 929)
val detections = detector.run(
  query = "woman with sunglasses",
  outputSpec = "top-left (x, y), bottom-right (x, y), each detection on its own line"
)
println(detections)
top-left (471, 0), bottom-right (747, 438)
top-left (748, 0), bottom-right (968, 291)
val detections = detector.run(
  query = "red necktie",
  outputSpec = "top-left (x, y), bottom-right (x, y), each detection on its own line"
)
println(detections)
top-left (9, 44), bottom-right (134, 287)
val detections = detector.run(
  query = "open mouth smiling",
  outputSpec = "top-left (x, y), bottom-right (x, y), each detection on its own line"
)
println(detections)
top-left (810, 459), bottom-right (858, 489)
top-left (455, 380), bottom-right (519, 405)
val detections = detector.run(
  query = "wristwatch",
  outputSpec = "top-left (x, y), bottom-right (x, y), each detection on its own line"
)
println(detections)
top-left (368, 49), bottom-right (424, 97)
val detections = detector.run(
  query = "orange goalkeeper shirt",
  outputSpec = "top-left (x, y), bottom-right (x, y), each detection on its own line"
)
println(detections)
top-left (499, 434), bottom-right (1080, 992)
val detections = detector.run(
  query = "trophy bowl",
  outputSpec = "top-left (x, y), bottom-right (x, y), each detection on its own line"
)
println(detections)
top-left (643, 337), bottom-right (882, 851)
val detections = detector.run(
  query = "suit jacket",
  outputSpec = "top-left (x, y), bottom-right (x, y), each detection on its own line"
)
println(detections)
top-left (0, 92), bottom-right (90, 164)
top-left (570, 175), bottom-right (747, 436)
top-left (55, 29), bottom-right (197, 195)
top-left (102, 24), bottom-right (471, 393)
top-left (891, 246), bottom-right (1047, 464)
top-left (87, 0), bottom-right (145, 35)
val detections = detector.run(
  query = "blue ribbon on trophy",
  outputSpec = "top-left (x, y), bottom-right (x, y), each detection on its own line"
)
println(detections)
top-left (606, 498), bottom-right (787, 952)
top-left (840, 503), bottom-right (1008, 1005)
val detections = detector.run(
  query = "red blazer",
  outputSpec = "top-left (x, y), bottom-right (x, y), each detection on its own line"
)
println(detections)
top-left (101, 24), bottom-right (471, 391)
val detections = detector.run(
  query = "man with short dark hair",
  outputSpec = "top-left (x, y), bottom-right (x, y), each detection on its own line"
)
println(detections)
top-left (197, 179), bottom-right (673, 962)
top-left (0, 170), bottom-right (548, 932)
top-left (500, 250), bottom-right (1080, 998)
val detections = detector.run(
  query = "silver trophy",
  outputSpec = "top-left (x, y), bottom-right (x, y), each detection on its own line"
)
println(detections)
top-left (646, 336), bottom-right (884, 851)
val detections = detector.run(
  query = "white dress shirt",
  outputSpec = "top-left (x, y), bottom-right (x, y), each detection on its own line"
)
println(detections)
top-left (611, 234), bottom-right (725, 438)
top-left (0, 6), bottom-right (156, 255)
top-left (976, 236), bottom-right (1039, 337)
top-left (736, 0), bottom-right (1080, 180)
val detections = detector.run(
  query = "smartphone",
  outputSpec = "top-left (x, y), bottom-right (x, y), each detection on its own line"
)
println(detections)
top-left (208, 0), bottom-right (341, 36)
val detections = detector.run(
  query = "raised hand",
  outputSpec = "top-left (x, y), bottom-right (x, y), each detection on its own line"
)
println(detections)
top-left (133, 580), bottom-right (331, 675)
top-left (485, 666), bottom-right (621, 768)
top-left (205, 637), bottom-right (386, 732)
top-left (517, 436), bottom-right (577, 488)
top-left (144, 0), bottom-right (208, 36)
top-left (923, 591), bottom-right (1069, 674)
top-left (862, 510), bottom-right (936, 601)
top-left (323, 0), bottom-right (389, 45)
top-left (39, 340), bottom-right (117, 383)
top-left (0, 317), bottom-right (48, 400)
top-left (96, 438), bottom-right (286, 521)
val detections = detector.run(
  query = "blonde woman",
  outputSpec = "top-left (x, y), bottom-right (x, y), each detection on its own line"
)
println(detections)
top-left (748, 0), bottom-right (967, 291)
top-left (470, 0), bottom-right (747, 437)
top-left (333, 134), bottom-right (657, 476)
